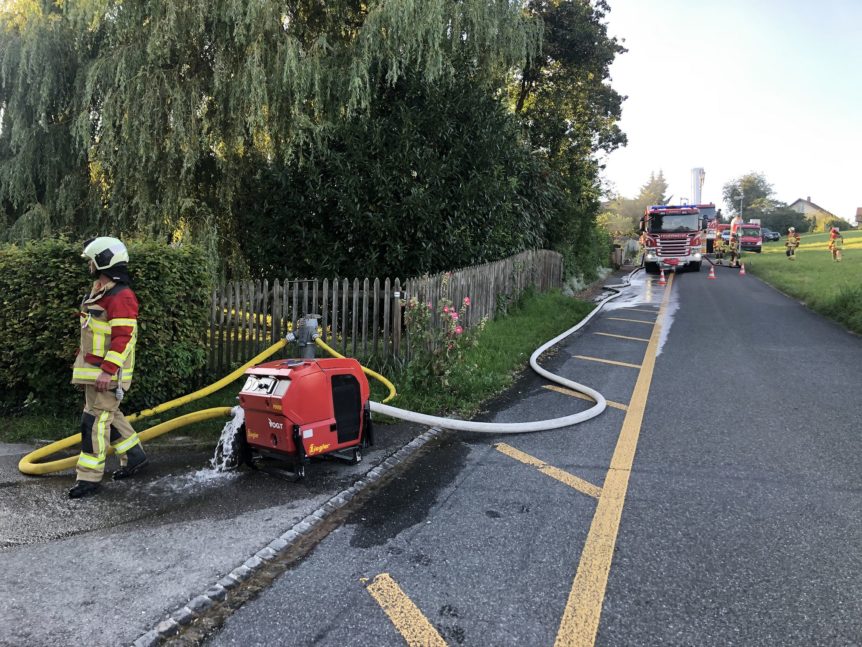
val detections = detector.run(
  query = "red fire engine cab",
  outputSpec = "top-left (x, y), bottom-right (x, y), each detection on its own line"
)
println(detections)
top-left (640, 204), bottom-right (704, 274)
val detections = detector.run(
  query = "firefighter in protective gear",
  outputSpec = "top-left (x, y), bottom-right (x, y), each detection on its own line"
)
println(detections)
top-left (727, 234), bottom-right (741, 268)
top-left (68, 237), bottom-right (148, 499)
top-left (785, 227), bottom-right (801, 260)
top-left (713, 235), bottom-right (726, 265)
top-left (828, 226), bottom-right (844, 262)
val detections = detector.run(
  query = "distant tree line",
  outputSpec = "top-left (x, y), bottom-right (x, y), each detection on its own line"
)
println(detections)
top-left (598, 170), bottom-right (669, 235)
top-left (0, 0), bottom-right (626, 281)
top-left (721, 173), bottom-right (844, 233)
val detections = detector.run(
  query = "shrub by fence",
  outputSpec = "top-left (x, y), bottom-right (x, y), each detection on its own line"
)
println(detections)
top-left (208, 249), bottom-right (562, 373)
top-left (0, 240), bottom-right (211, 415)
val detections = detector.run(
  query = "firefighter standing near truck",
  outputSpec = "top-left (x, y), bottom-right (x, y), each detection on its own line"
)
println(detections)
top-left (727, 233), bottom-right (742, 268)
top-left (785, 227), bottom-right (801, 260)
top-left (828, 226), bottom-right (844, 262)
top-left (68, 237), bottom-right (148, 499)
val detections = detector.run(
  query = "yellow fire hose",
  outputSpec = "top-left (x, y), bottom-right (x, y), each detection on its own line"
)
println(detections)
top-left (18, 339), bottom-right (289, 476)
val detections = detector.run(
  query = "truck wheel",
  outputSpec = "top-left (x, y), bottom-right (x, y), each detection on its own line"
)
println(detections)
top-left (690, 262), bottom-right (701, 272)
top-left (644, 262), bottom-right (660, 275)
top-left (351, 447), bottom-right (363, 465)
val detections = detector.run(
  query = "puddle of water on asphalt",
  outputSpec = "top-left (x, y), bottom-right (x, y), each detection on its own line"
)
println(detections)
top-left (148, 468), bottom-right (241, 495)
top-left (143, 408), bottom-right (246, 495)
top-left (599, 271), bottom-right (679, 356)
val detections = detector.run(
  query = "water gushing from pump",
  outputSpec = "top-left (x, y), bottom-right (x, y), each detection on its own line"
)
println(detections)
top-left (210, 406), bottom-right (246, 472)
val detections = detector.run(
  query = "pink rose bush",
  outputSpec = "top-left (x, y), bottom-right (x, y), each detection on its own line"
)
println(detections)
top-left (401, 274), bottom-right (483, 387)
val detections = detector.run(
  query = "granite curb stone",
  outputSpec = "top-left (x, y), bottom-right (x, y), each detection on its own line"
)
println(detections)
top-left (133, 427), bottom-right (442, 645)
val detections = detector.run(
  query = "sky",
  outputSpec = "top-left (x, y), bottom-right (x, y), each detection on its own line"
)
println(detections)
top-left (599, 0), bottom-right (862, 224)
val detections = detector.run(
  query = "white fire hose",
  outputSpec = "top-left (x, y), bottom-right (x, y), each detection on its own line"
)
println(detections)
top-left (368, 267), bottom-right (643, 434)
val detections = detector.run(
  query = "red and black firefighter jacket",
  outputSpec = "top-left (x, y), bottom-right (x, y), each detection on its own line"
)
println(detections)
top-left (71, 280), bottom-right (138, 390)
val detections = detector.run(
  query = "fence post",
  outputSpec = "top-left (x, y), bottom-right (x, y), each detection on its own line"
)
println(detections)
top-left (392, 279), bottom-right (402, 360)
top-left (209, 287), bottom-right (217, 372)
top-left (361, 278), bottom-right (369, 357)
top-left (383, 277), bottom-right (391, 358)
top-left (351, 278), bottom-right (359, 357)
top-left (372, 278), bottom-right (380, 357)
top-left (320, 279), bottom-right (329, 343)
top-left (331, 279), bottom-right (339, 346)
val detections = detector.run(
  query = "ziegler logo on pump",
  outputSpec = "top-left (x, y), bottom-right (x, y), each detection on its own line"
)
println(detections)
top-left (267, 418), bottom-right (284, 430)
top-left (308, 443), bottom-right (331, 456)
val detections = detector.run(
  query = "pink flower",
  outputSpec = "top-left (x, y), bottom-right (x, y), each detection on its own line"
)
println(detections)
top-left (443, 306), bottom-right (450, 313)
top-left (427, 302), bottom-right (432, 309)
top-left (451, 312), bottom-right (458, 320)
top-left (463, 297), bottom-right (471, 306)
top-left (455, 326), bottom-right (463, 335)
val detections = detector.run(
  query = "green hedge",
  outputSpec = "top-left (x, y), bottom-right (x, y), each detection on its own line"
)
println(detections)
top-left (0, 239), bottom-right (212, 415)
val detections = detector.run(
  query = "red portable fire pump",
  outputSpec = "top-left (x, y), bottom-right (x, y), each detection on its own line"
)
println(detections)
top-left (224, 357), bottom-right (374, 479)
top-left (218, 317), bottom-right (374, 479)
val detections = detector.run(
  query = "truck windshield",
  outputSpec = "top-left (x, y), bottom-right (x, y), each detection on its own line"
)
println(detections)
top-left (648, 214), bottom-right (700, 233)
top-left (698, 207), bottom-right (716, 221)
top-left (741, 227), bottom-right (761, 237)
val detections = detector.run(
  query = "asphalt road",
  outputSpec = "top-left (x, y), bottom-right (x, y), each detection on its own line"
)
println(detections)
top-left (205, 265), bottom-right (861, 647)
top-left (2, 264), bottom-right (860, 646)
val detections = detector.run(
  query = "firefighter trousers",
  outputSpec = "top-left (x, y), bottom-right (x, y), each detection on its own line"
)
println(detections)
top-left (76, 385), bottom-right (142, 482)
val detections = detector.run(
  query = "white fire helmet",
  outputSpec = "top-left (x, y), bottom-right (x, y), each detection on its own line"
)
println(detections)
top-left (81, 237), bottom-right (129, 270)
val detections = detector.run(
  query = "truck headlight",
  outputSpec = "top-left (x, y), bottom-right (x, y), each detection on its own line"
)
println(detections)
top-left (693, 252), bottom-right (702, 261)
top-left (645, 252), bottom-right (657, 261)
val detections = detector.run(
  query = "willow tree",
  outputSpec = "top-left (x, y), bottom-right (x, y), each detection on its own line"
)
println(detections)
top-left (0, 0), bottom-right (93, 241)
top-left (1, 0), bottom-right (539, 265)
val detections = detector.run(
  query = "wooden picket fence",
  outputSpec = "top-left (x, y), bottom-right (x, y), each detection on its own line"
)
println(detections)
top-left (207, 249), bottom-right (562, 373)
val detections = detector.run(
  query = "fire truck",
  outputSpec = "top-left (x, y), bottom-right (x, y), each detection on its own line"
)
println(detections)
top-left (640, 204), bottom-right (704, 273)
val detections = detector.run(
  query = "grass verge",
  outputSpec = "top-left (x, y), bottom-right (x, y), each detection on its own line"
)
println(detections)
top-left (742, 229), bottom-right (862, 335)
top-left (1, 289), bottom-right (596, 445)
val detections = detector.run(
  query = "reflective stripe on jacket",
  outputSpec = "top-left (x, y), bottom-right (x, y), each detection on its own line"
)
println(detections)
top-left (71, 281), bottom-right (138, 389)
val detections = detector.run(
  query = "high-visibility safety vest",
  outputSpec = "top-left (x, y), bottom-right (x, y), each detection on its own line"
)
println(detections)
top-left (71, 280), bottom-right (138, 389)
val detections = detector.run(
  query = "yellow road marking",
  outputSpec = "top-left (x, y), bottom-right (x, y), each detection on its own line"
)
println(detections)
top-left (554, 273), bottom-right (674, 647)
top-left (593, 332), bottom-right (649, 343)
top-left (574, 355), bottom-right (641, 369)
top-left (543, 385), bottom-right (628, 411)
top-left (366, 573), bottom-right (447, 647)
top-left (606, 317), bottom-right (654, 325)
top-left (496, 443), bottom-right (602, 499)
top-left (622, 308), bottom-right (658, 315)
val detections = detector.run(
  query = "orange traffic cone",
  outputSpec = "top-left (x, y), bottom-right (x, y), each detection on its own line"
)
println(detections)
top-left (707, 265), bottom-right (716, 280)
top-left (739, 264), bottom-right (746, 276)
top-left (657, 268), bottom-right (666, 286)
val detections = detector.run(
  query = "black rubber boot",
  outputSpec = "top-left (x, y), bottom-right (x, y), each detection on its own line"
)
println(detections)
top-left (68, 480), bottom-right (101, 499)
top-left (112, 444), bottom-right (149, 480)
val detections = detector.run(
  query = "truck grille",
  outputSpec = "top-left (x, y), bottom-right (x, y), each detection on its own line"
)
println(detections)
top-left (658, 240), bottom-right (688, 256)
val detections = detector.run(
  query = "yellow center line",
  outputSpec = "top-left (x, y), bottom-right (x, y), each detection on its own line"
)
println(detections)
top-left (543, 385), bottom-right (628, 412)
top-left (593, 332), bottom-right (649, 343)
top-left (495, 443), bottom-right (602, 499)
top-left (554, 273), bottom-right (674, 647)
top-left (606, 317), bottom-right (654, 325)
top-left (366, 573), bottom-right (447, 647)
top-left (574, 355), bottom-right (641, 369)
